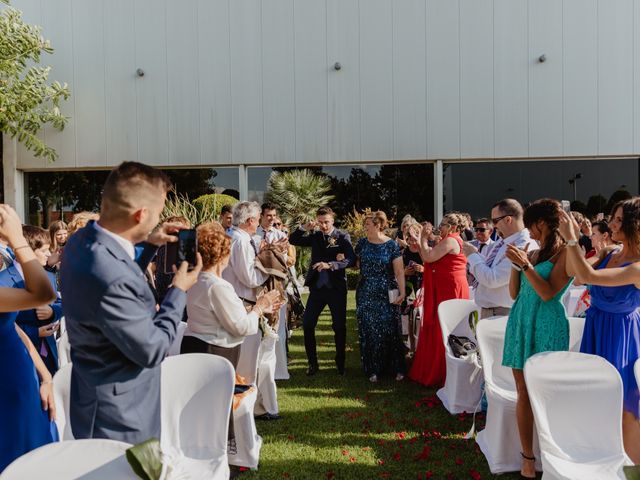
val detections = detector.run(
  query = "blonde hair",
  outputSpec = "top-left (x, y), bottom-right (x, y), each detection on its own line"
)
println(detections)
top-left (49, 220), bottom-right (68, 251)
top-left (441, 213), bottom-right (463, 233)
top-left (68, 211), bottom-right (99, 236)
top-left (364, 210), bottom-right (389, 232)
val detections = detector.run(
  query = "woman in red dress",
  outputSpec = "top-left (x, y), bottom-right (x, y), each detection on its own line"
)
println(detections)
top-left (408, 213), bottom-right (470, 387)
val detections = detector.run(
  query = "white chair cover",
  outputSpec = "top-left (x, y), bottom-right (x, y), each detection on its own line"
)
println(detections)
top-left (274, 304), bottom-right (290, 380)
top-left (161, 353), bottom-right (234, 479)
top-left (436, 299), bottom-right (483, 413)
top-left (230, 332), bottom-right (263, 469)
top-left (52, 362), bottom-right (74, 440)
top-left (254, 335), bottom-right (279, 416)
top-left (561, 286), bottom-right (587, 317)
top-left (0, 439), bottom-right (134, 479)
top-left (475, 315), bottom-right (586, 474)
top-left (167, 321), bottom-right (188, 357)
top-left (56, 329), bottom-right (71, 368)
top-left (475, 316), bottom-right (542, 474)
top-left (524, 351), bottom-right (630, 480)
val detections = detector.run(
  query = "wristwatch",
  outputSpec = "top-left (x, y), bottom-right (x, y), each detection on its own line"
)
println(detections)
top-left (566, 239), bottom-right (578, 247)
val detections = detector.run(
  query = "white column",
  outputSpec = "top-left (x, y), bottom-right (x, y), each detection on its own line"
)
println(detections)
top-left (238, 164), bottom-right (248, 201)
top-left (2, 135), bottom-right (25, 222)
top-left (433, 159), bottom-right (443, 224)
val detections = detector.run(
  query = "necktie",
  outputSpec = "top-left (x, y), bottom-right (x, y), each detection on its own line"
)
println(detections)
top-left (478, 243), bottom-right (486, 254)
top-left (249, 238), bottom-right (259, 255)
top-left (484, 239), bottom-right (504, 268)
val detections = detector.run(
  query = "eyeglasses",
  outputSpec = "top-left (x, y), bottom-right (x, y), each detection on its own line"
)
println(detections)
top-left (491, 215), bottom-right (511, 225)
top-left (474, 227), bottom-right (488, 233)
top-left (274, 222), bottom-right (282, 227)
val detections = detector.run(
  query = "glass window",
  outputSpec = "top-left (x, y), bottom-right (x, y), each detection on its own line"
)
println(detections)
top-left (443, 158), bottom-right (639, 219)
top-left (25, 167), bottom-right (240, 227)
top-left (248, 163), bottom-right (435, 224)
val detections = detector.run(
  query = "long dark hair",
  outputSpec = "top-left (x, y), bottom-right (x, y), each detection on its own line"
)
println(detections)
top-left (610, 197), bottom-right (640, 254)
top-left (523, 198), bottom-right (564, 265)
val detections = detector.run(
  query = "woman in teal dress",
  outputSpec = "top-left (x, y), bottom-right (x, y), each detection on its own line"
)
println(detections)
top-left (503, 199), bottom-right (572, 479)
top-left (0, 205), bottom-right (59, 472)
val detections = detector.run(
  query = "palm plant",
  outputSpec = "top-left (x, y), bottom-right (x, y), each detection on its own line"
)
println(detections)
top-left (264, 169), bottom-right (334, 229)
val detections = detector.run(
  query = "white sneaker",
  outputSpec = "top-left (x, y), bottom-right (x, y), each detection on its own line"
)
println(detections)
top-left (369, 374), bottom-right (378, 383)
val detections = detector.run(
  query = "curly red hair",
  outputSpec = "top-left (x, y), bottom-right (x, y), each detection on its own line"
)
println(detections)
top-left (197, 221), bottom-right (231, 269)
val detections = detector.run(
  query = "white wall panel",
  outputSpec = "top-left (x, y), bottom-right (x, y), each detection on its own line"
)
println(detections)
top-left (104, 0), bottom-right (137, 166)
top-left (230, 0), bottom-right (263, 165)
top-left (392, 0), bottom-right (427, 160)
top-left (563, 0), bottom-right (597, 156)
top-left (294, 0), bottom-right (328, 163)
top-left (529, 0), bottom-right (563, 157)
top-left (41, 0), bottom-right (76, 168)
top-left (15, 0), bottom-right (46, 169)
top-left (360, 0), bottom-right (393, 161)
top-left (197, 0), bottom-right (232, 165)
top-left (460, 0), bottom-right (493, 158)
top-left (72, 0), bottom-right (106, 167)
top-left (262, 0), bottom-right (296, 165)
top-left (134, 0), bottom-right (169, 165)
top-left (166, 2), bottom-right (200, 165)
top-left (426, 0), bottom-right (460, 159)
top-left (598, 0), bottom-right (634, 155)
top-left (494, 0), bottom-right (528, 157)
top-left (327, 0), bottom-right (360, 162)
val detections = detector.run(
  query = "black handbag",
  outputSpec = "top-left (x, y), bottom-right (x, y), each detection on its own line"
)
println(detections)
top-left (447, 334), bottom-right (477, 358)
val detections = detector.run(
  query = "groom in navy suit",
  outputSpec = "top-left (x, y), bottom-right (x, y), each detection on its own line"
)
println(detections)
top-left (60, 162), bottom-right (202, 444)
top-left (289, 207), bottom-right (355, 376)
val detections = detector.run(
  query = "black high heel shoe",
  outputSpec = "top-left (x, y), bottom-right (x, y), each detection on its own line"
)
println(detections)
top-left (520, 452), bottom-right (536, 479)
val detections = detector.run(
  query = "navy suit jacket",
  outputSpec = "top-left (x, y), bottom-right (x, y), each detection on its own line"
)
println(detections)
top-left (0, 265), bottom-right (62, 374)
top-left (60, 221), bottom-right (186, 443)
top-left (289, 227), bottom-right (355, 291)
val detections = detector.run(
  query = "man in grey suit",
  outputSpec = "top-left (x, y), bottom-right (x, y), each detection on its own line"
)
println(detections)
top-left (60, 162), bottom-right (201, 444)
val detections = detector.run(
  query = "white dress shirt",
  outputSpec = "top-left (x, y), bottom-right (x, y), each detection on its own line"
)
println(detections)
top-left (185, 272), bottom-right (259, 348)
top-left (470, 238), bottom-right (494, 257)
top-left (222, 227), bottom-right (268, 302)
top-left (254, 225), bottom-right (287, 245)
top-left (94, 222), bottom-right (135, 260)
top-left (467, 229), bottom-right (538, 309)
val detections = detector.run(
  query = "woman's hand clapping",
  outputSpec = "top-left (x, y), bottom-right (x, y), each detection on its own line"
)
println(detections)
top-left (255, 289), bottom-right (284, 315)
top-left (505, 243), bottom-right (530, 268)
top-left (558, 210), bottom-right (581, 243)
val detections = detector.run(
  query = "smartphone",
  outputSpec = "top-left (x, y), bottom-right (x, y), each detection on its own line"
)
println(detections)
top-left (561, 200), bottom-right (571, 213)
top-left (164, 229), bottom-right (198, 273)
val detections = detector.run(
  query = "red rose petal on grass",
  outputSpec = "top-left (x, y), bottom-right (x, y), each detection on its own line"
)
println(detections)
top-left (469, 469), bottom-right (482, 480)
top-left (362, 447), bottom-right (372, 451)
top-left (377, 459), bottom-right (385, 466)
top-left (379, 473), bottom-right (391, 479)
top-left (377, 440), bottom-right (386, 446)
top-left (455, 457), bottom-right (464, 465)
top-left (349, 456), bottom-right (356, 463)
top-left (239, 467), bottom-right (249, 472)
top-left (395, 431), bottom-right (407, 439)
top-left (393, 452), bottom-right (401, 461)
top-left (425, 472), bottom-right (434, 479)
top-left (341, 449), bottom-right (349, 456)
top-left (287, 435), bottom-right (294, 440)
top-left (415, 445), bottom-right (431, 461)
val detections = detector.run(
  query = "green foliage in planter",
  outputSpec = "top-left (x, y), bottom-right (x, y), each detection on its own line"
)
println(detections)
top-left (193, 193), bottom-right (238, 219)
top-left (162, 192), bottom-right (237, 226)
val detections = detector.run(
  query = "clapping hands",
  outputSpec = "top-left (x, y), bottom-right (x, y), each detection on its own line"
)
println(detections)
top-left (505, 243), bottom-right (530, 268)
top-left (558, 210), bottom-right (581, 243)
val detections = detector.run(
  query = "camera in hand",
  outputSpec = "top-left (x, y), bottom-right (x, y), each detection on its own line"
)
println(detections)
top-left (164, 229), bottom-right (198, 273)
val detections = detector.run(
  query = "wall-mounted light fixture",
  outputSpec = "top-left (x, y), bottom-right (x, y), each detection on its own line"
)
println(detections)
top-left (136, 68), bottom-right (145, 77)
top-left (538, 54), bottom-right (546, 63)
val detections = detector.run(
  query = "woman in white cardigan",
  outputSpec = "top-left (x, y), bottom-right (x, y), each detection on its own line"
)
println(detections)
top-left (181, 221), bottom-right (281, 369)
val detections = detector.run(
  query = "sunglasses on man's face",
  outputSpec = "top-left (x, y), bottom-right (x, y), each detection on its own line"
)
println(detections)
top-left (475, 227), bottom-right (488, 233)
top-left (491, 214), bottom-right (511, 225)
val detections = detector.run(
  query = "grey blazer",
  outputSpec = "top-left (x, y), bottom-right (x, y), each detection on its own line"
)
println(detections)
top-left (60, 221), bottom-right (186, 443)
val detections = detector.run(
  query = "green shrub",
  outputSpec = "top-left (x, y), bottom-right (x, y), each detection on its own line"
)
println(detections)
top-left (193, 193), bottom-right (238, 219)
top-left (162, 192), bottom-right (238, 226)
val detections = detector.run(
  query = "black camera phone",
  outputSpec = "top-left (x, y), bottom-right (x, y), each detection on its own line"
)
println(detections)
top-left (164, 229), bottom-right (197, 273)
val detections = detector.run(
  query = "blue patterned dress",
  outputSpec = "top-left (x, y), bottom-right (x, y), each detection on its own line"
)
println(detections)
top-left (502, 260), bottom-right (572, 369)
top-left (355, 239), bottom-right (406, 377)
top-left (0, 310), bottom-right (59, 471)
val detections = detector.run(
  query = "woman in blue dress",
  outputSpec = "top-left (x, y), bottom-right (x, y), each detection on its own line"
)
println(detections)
top-left (560, 199), bottom-right (640, 464)
top-left (0, 205), bottom-right (59, 472)
top-left (355, 211), bottom-right (406, 383)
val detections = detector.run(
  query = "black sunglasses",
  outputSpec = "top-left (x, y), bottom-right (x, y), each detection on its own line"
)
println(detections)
top-left (273, 222), bottom-right (282, 227)
top-left (474, 227), bottom-right (488, 233)
top-left (491, 214), bottom-right (511, 225)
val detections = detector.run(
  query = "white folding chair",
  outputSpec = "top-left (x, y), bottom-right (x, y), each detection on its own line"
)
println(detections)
top-left (436, 299), bottom-right (483, 413)
top-left (0, 439), bottom-right (134, 479)
top-left (161, 353), bottom-right (234, 479)
top-left (525, 351), bottom-right (631, 479)
top-left (52, 362), bottom-right (74, 440)
top-left (167, 321), bottom-right (188, 357)
top-left (274, 304), bottom-right (290, 380)
top-left (56, 329), bottom-right (71, 368)
top-left (475, 316), bottom-right (542, 473)
top-left (230, 333), bottom-right (263, 469)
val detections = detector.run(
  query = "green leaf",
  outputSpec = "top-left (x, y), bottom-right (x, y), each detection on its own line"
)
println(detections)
top-left (125, 438), bottom-right (163, 480)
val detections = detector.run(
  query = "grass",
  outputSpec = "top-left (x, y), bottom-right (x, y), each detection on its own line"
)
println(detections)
top-left (245, 291), bottom-right (520, 480)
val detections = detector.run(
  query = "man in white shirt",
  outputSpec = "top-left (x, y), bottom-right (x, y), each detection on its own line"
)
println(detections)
top-left (222, 201), bottom-right (282, 420)
top-left (463, 199), bottom-right (537, 318)
top-left (469, 218), bottom-right (494, 256)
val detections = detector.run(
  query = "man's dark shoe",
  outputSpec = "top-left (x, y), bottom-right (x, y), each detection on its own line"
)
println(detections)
top-left (306, 364), bottom-right (319, 376)
top-left (255, 412), bottom-right (281, 421)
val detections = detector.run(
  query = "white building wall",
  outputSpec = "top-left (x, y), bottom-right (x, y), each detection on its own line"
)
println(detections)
top-left (10, 0), bottom-right (640, 170)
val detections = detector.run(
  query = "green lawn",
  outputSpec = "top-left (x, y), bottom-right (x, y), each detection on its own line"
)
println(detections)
top-left (245, 291), bottom-right (520, 480)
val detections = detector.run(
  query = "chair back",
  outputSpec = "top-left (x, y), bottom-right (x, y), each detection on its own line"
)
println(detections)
top-left (167, 321), bottom-right (188, 356)
top-left (236, 333), bottom-right (261, 385)
top-left (524, 351), bottom-right (625, 461)
top-left (56, 329), bottom-right (71, 368)
top-left (475, 316), bottom-right (514, 396)
top-left (438, 299), bottom-right (479, 355)
top-left (161, 354), bottom-right (234, 459)
top-left (568, 316), bottom-right (585, 352)
top-left (52, 363), bottom-right (74, 440)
